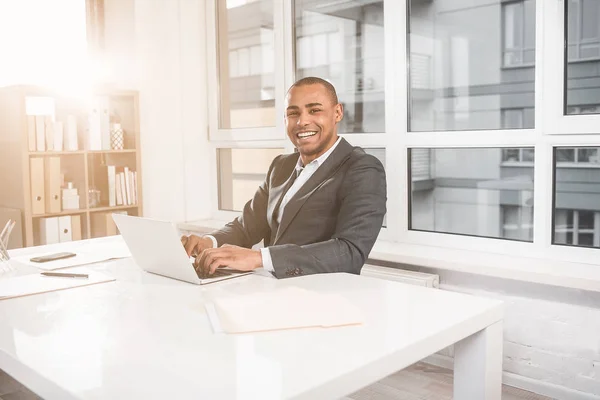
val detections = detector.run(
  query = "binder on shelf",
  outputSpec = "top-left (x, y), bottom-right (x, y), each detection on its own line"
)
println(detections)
top-left (39, 217), bottom-right (60, 245)
top-left (57, 216), bottom-right (72, 242)
top-left (45, 116), bottom-right (54, 151)
top-left (65, 115), bottom-right (78, 151)
top-left (44, 157), bottom-right (61, 214)
top-left (30, 158), bottom-right (45, 215)
top-left (53, 121), bottom-right (64, 151)
top-left (107, 165), bottom-right (116, 207)
top-left (35, 115), bottom-right (45, 151)
top-left (27, 115), bottom-right (36, 151)
top-left (71, 215), bottom-right (82, 241)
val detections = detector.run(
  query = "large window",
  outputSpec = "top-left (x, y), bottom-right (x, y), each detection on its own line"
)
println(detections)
top-left (207, 0), bottom-right (600, 287)
top-left (294, 0), bottom-right (385, 133)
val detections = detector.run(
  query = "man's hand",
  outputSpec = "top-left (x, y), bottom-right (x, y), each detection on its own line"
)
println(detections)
top-left (194, 244), bottom-right (263, 276)
top-left (181, 234), bottom-right (214, 257)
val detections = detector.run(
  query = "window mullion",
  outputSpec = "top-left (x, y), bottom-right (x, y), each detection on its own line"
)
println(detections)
top-left (386, 0), bottom-right (408, 243)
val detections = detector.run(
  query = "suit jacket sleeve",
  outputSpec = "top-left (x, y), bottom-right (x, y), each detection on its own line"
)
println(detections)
top-left (208, 156), bottom-right (279, 248)
top-left (268, 153), bottom-right (386, 278)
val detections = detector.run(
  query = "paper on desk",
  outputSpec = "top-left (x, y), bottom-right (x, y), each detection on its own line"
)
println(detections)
top-left (0, 269), bottom-right (115, 300)
top-left (12, 239), bottom-right (131, 271)
top-left (206, 286), bottom-right (364, 334)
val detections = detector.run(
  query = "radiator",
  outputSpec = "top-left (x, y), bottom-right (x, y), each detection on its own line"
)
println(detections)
top-left (361, 264), bottom-right (439, 288)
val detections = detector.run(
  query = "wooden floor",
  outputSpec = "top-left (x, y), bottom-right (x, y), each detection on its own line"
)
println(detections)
top-left (347, 362), bottom-right (554, 400)
top-left (0, 363), bottom-right (554, 400)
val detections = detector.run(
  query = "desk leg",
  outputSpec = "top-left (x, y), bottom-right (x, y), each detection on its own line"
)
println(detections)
top-left (453, 321), bottom-right (503, 400)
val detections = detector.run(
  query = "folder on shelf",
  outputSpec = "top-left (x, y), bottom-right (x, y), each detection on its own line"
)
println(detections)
top-left (27, 115), bottom-right (36, 151)
top-left (30, 158), bottom-right (45, 215)
top-left (44, 157), bottom-right (61, 214)
top-left (35, 116), bottom-right (45, 152)
top-left (57, 216), bottom-right (72, 242)
top-left (53, 121), bottom-right (64, 151)
top-left (65, 115), bottom-right (78, 151)
top-left (45, 116), bottom-right (54, 151)
top-left (71, 215), bottom-right (82, 241)
top-left (39, 217), bottom-right (60, 245)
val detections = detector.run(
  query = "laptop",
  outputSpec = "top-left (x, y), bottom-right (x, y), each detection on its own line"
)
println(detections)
top-left (112, 214), bottom-right (251, 285)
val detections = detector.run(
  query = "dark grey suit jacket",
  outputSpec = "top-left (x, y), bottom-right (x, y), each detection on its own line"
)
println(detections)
top-left (209, 138), bottom-right (387, 278)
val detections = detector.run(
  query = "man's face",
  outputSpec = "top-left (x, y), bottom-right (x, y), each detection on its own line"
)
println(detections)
top-left (285, 83), bottom-right (343, 164)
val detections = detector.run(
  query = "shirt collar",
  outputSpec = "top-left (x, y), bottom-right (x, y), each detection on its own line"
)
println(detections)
top-left (295, 136), bottom-right (342, 172)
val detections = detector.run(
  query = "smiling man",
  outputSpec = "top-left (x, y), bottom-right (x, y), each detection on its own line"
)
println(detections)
top-left (182, 77), bottom-right (387, 278)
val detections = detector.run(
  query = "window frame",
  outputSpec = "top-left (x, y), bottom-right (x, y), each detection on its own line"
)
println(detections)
top-left (205, 0), bottom-right (600, 290)
top-left (205, 0), bottom-right (288, 141)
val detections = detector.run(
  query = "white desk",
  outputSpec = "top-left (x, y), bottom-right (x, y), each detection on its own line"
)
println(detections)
top-left (1, 237), bottom-right (503, 400)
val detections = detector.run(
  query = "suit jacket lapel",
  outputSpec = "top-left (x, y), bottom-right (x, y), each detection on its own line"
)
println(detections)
top-left (274, 138), bottom-right (354, 244)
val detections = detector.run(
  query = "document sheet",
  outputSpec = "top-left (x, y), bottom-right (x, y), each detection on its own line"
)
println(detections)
top-left (206, 286), bottom-right (364, 334)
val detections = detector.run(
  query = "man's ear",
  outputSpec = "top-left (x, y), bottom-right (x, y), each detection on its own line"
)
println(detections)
top-left (335, 103), bottom-right (344, 122)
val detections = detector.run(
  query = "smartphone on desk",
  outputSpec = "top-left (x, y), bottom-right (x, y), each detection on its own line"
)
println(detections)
top-left (30, 252), bottom-right (76, 263)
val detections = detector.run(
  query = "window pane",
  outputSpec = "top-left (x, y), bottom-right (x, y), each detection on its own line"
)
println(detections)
top-left (217, 0), bottom-right (275, 128)
top-left (294, 0), bottom-right (385, 133)
top-left (501, 109), bottom-right (524, 129)
top-left (577, 147), bottom-right (600, 163)
top-left (522, 148), bottom-right (535, 162)
top-left (556, 148), bottom-right (575, 162)
top-left (582, 0), bottom-right (599, 40)
top-left (553, 147), bottom-right (600, 248)
top-left (410, 148), bottom-right (534, 242)
top-left (218, 148), bottom-right (284, 211)
top-left (502, 149), bottom-right (520, 162)
top-left (565, 0), bottom-right (600, 114)
top-left (409, 0), bottom-right (536, 131)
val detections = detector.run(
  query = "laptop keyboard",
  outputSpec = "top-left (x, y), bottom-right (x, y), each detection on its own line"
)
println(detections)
top-left (194, 266), bottom-right (235, 280)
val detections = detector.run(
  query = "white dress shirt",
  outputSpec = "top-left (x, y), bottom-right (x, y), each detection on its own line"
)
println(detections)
top-left (206, 137), bottom-right (342, 274)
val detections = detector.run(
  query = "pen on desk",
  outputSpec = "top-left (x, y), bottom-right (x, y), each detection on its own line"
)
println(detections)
top-left (41, 272), bottom-right (89, 279)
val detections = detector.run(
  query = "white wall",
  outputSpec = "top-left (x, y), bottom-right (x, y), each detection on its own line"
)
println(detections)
top-left (103, 0), bottom-right (211, 222)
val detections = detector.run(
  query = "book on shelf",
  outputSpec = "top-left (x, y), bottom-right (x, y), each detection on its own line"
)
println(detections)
top-left (93, 165), bottom-right (138, 207)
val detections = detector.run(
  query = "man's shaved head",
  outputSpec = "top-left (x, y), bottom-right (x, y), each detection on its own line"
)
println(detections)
top-left (288, 77), bottom-right (339, 105)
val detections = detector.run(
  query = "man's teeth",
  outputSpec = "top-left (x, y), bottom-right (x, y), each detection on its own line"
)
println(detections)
top-left (298, 131), bottom-right (317, 138)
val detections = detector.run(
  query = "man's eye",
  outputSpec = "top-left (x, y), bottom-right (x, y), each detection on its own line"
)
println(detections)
top-left (309, 109), bottom-right (322, 114)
